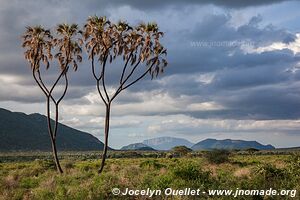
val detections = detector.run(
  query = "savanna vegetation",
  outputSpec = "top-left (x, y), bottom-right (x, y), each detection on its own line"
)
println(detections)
top-left (16, 14), bottom-right (299, 200)
top-left (0, 150), bottom-right (299, 200)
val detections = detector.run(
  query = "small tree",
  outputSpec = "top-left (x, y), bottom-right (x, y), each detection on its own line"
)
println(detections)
top-left (22, 24), bottom-right (82, 173)
top-left (245, 148), bottom-right (259, 155)
top-left (172, 146), bottom-right (193, 156)
top-left (83, 16), bottom-right (168, 173)
top-left (204, 149), bottom-right (231, 164)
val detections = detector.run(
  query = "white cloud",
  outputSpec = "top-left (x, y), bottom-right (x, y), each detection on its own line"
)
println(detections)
top-left (246, 33), bottom-right (300, 54)
top-left (146, 114), bottom-right (300, 134)
top-left (147, 124), bottom-right (163, 134)
top-left (187, 102), bottom-right (225, 111)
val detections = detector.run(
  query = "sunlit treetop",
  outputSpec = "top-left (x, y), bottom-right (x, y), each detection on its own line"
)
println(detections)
top-left (22, 24), bottom-right (82, 73)
top-left (83, 16), bottom-right (167, 79)
top-left (53, 23), bottom-right (82, 72)
top-left (22, 26), bottom-right (52, 71)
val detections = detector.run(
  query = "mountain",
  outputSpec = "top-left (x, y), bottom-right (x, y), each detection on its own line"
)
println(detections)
top-left (121, 143), bottom-right (156, 151)
top-left (0, 108), bottom-right (109, 151)
top-left (142, 137), bottom-right (194, 150)
top-left (192, 139), bottom-right (275, 150)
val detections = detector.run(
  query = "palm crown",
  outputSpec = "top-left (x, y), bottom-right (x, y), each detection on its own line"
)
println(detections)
top-left (22, 24), bottom-right (82, 73)
top-left (22, 26), bottom-right (52, 71)
top-left (83, 16), bottom-right (167, 78)
top-left (54, 23), bottom-right (82, 72)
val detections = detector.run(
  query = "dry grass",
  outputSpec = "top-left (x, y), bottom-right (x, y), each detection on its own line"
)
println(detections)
top-left (3, 174), bottom-right (19, 189)
top-left (0, 155), bottom-right (298, 200)
top-left (233, 168), bottom-right (251, 178)
top-left (39, 176), bottom-right (56, 191)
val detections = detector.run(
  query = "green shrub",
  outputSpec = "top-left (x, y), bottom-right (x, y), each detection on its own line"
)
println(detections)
top-left (33, 189), bottom-right (55, 200)
top-left (287, 154), bottom-right (300, 175)
top-left (204, 149), bottom-right (231, 164)
top-left (171, 146), bottom-right (193, 156)
top-left (64, 161), bottom-right (75, 170)
top-left (253, 164), bottom-right (289, 189)
top-left (165, 153), bottom-right (173, 158)
top-left (35, 159), bottom-right (56, 170)
top-left (76, 161), bottom-right (99, 172)
top-left (255, 164), bottom-right (286, 180)
top-left (172, 162), bottom-right (210, 181)
top-left (20, 177), bottom-right (39, 189)
top-left (245, 148), bottom-right (259, 154)
top-left (140, 160), bottom-right (166, 170)
top-left (153, 174), bottom-right (173, 189)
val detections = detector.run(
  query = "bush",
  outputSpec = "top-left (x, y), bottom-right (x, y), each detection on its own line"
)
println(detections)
top-left (245, 148), bottom-right (259, 154)
top-left (255, 164), bottom-right (286, 180)
top-left (35, 159), bottom-right (56, 170)
top-left (253, 164), bottom-right (290, 189)
top-left (140, 160), bottom-right (166, 170)
top-left (64, 161), bottom-right (75, 170)
top-left (172, 162), bottom-right (210, 181)
top-left (171, 146), bottom-right (193, 156)
top-left (153, 175), bottom-right (173, 189)
top-left (204, 149), bottom-right (231, 164)
top-left (20, 177), bottom-right (39, 189)
top-left (288, 154), bottom-right (300, 174)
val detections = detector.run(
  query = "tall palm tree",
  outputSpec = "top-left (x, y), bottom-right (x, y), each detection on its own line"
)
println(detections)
top-left (83, 16), bottom-right (168, 173)
top-left (22, 24), bottom-right (82, 173)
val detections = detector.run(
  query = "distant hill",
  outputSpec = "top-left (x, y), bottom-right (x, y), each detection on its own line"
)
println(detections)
top-left (192, 139), bottom-right (275, 150)
top-left (142, 137), bottom-right (194, 150)
top-left (0, 108), bottom-right (109, 151)
top-left (121, 143), bottom-right (156, 151)
top-left (271, 147), bottom-right (300, 151)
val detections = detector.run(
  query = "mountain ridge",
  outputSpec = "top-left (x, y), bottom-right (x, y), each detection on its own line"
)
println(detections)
top-left (192, 138), bottom-right (275, 150)
top-left (142, 136), bottom-right (194, 150)
top-left (121, 137), bottom-right (276, 151)
top-left (0, 108), bottom-right (109, 151)
top-left (121, 143), bottom-right (156, 151)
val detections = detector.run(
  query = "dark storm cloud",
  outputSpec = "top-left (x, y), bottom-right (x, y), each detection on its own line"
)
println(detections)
top-left (118, 12), bottom-right (300, 121)
top-left (211, 60), bottom-right (293, 90)
top-left (189, 14), bottom-right (296, 45)
top-left (1, 0), bottom-right (300, 123)
top-left (218, 84), bottom-right (300, 120)
top-left (95, 0), bottom-right (292, 10)
top-left (165, 65), bottom-right (300, 120)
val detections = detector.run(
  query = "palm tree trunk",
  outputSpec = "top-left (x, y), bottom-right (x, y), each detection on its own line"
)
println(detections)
top-left (46, 97), bottom-right (63, 173)
top-left (98, 104), bottom-right (111, 174)
top-left (50, 137), bottom-right (63, 173)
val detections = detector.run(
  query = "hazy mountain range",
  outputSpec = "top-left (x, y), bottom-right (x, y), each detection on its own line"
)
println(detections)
top-left (120, 143), bottom-right (156, 151)
top-left (191, 139), bottom-right (275, 150)
top-left (121, 137), bottom-right (275, 151)
top-left (0, 108), bottom-right (108, 151)
top-left (142, 137), bottom-right (194, 150)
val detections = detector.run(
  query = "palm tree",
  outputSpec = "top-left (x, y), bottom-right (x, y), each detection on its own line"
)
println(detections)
top-left (83, 16), bottom-right (168, 173)
top-left (22, 24), bottom-right (82, 173)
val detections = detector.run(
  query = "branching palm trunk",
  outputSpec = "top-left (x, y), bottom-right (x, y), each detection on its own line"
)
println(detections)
top-left (83, 17), bottom-right (167, 174)
top-left (32, 68), bottom-right (69, 174)
top-left (98, 103), bottom-right (111, 173)
top-left (49, 132), bottom-right (63, 173)
top-left (46, 97), bottom-right (63, 173)
top-left (22, 24), bottom-right (82, 174)
top-left (96, 65), bottom-right (154, 174)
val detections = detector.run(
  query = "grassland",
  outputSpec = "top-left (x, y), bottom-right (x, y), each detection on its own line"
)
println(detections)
top-left (0, 151), bottom-right (299, 200)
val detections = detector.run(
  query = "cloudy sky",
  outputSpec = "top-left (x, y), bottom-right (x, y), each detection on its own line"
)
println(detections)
top-left (1, 0), bottom-right (300, 148)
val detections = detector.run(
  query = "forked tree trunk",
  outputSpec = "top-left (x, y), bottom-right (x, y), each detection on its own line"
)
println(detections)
top-left (98, 103), bottom-right (111, 174)
top-left (50, 137), bottom-right (63, 173)
top-left (46, 97), bottom-right (63, 173)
